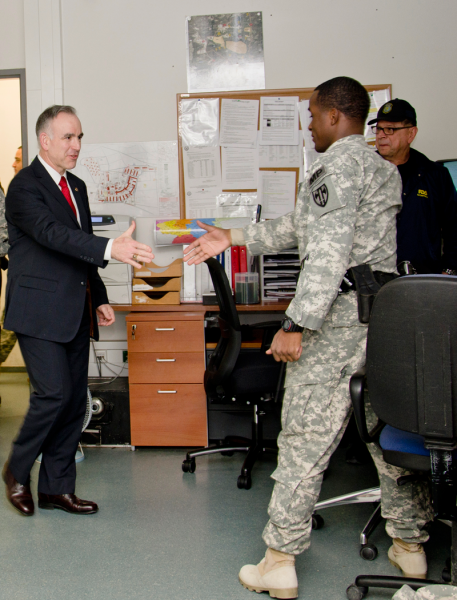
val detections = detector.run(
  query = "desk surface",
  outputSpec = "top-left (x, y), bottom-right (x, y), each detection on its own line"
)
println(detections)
top-left (113, 301), bottom-right (290, 313)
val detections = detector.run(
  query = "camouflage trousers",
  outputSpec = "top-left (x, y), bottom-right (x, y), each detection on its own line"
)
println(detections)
top-left (392, 584), bottom-right (457, 600)
top-left (365, 405), bottom-right (433, 544)
top-left (0, 327), bottom-right (17, 363)
top-left (262, 293), bottom-right (368, 555)
top-left (1, 308), bottom-right (18, 363)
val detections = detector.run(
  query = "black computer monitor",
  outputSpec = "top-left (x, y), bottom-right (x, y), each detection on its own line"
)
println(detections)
top-left (436, 159), bottom-right (457, 190)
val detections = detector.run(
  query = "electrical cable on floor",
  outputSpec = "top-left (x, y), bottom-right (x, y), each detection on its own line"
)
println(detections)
top-left (91, 339), bottom-right (102, 377)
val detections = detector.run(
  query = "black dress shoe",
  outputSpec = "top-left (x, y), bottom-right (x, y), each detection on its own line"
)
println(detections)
top-left (2, 464), bottom-right (34, 516)
top-left (38, 493), bottom-right (98, 514)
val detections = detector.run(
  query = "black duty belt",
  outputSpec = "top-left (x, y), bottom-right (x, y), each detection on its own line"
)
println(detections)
top-left (339, 269), bottom-right (396, 294)
top-left (339, 265), bottom-right (398, 323)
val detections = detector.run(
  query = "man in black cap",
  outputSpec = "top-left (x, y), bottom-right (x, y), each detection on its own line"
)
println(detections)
top-left (369, 98), bottom-right (457, 275)
top-left (365, 99), bottom-right (457, 579)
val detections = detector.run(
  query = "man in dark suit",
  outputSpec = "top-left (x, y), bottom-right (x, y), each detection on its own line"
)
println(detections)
top-left (3, 105), bottom-right (153, 516)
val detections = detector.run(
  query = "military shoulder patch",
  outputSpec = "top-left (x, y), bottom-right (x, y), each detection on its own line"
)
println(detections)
top-left (312, 183), bottom-right (329, 207)
top-left (309, 172), bottom-right (345, 217)
top-left (309, 166), bottom-right (326, 187)
top-left (417, 189), bottom-right (428, 198)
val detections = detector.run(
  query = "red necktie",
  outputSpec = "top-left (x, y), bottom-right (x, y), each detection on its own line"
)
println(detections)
top-left (59, 176), bottom-right (77, 218)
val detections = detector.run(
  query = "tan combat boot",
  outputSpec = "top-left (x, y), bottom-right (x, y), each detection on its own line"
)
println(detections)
top-left (239, 547), bottom-right (298, 599)
top-left (388, 537), bottom-right (427, 579)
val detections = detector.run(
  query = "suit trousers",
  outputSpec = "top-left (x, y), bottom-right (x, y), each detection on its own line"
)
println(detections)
top-left (9, 303), bottom-right (90, 495)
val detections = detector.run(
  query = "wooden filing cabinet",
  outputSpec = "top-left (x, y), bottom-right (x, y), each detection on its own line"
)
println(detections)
top-left (126, 312), bottom-right (207, 447)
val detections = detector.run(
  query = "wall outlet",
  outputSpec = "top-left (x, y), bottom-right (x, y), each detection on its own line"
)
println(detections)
top-left (95, 351), bottom-right (107, 361)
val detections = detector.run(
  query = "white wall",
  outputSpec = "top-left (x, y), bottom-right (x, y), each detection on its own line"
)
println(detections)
top-left (0, 2), bottom-right (26, 70)
top-left (2, 0), bottom-right (456, 159)
top-left (57, 0), bottom-right (457, 160)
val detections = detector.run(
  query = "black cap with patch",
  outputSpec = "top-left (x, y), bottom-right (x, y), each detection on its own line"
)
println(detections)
top-left (367, 98), bottom-right (417, 126)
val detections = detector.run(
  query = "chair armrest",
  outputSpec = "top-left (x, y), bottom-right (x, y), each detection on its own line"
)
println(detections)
top-left (350, 368), bottom-right (377, 444)
top-left (251, 321), bottom-right (282, 329)
top-left (252, 321), bottom-right (282, 352)
top-left (274, 362), bottom-right (286, 404)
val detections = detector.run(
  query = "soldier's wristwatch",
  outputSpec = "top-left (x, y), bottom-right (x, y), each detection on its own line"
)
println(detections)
top-left (281, 317), bottom-right (304, 333)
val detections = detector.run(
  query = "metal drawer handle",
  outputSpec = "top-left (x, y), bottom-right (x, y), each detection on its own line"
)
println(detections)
top-left (157, 390), bottom-right (177, 394)
top-left (155, 328), bottom-right (175, 331)
top-left (156, 358), bottom-right (176, 362)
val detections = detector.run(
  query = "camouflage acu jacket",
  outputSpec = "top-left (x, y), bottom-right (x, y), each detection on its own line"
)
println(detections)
top-left (0, 189), bottom-right (9, 258)
top-left (243, 135), bottom-right (402, 330)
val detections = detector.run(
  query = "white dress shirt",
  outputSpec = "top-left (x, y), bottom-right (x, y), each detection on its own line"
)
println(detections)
top-left (37, 154), bottom-right (113, 260)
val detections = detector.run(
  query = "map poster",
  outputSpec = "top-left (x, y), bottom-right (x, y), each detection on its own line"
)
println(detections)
top-left (185, 12), bottom-right (265, 93)
top-left (70, 141), bottom-right (180, 218)
top-left (154, 217), bottom-right (251, 245)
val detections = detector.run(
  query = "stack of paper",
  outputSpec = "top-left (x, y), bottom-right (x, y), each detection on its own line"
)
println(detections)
top-left (262, 250), bottom-right (300, 300)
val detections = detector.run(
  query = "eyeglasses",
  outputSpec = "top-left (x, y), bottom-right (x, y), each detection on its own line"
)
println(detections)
top-left (371, 125), bottom-right (415, 136)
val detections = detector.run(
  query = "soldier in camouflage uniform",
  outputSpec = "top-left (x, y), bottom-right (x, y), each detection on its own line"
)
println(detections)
top-left (1, 311), bottom-right (17, 363)
top-left (184, 76), bottom-right (401, 599)
top-left (0, 189), bottom-right (10, 369)
top-left (0, 189), bottom-right (15, 365)
top-left (0, 189), bottom-right (9, 257)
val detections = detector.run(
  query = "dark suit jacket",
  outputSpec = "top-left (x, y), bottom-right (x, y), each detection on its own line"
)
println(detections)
top-left (4, 157), bottom-right (109, 343)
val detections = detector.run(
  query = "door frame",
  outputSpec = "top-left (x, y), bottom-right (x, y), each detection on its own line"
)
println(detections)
top-left (0, 69), bottom-right (28, 167)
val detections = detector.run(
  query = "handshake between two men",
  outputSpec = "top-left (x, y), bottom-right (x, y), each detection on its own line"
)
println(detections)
top-left (183, 220), bottom-right (303, 364)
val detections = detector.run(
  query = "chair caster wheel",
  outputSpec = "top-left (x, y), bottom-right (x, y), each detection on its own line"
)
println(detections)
top-left (237, 475), bottom-right (252, 489)
top-left (346, 584), bottom-right (368, 600)
top-left (221, 451), bottom-right (234, 456)
top-left (311, 514), bottom-right (324, 530)
top-left (182, 459), bottom-right (196, 473)
top-left (360, 543), bottom-right (378, 561)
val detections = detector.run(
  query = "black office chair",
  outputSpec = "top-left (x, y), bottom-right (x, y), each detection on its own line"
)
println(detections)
top-left (344, 274), bottom-right (457, 599)
top-left (182, 257), bottom-right (284, 489)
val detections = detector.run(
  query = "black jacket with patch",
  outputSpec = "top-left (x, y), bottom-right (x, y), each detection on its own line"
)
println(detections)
top-left (396, 148), bottom-right (457, 273)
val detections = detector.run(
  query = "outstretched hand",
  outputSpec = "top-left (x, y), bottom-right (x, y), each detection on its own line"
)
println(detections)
top-left (183, 221), bottom-right (232, 265)
top-left (111, 221), bottom-right (154, 269)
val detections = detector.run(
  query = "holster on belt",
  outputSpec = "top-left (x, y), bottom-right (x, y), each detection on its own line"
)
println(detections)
top-left (348, 264), bottom-right (382, 324)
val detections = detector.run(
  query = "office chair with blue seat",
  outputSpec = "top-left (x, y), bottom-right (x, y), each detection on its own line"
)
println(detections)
top-left (344, 274), bottom-right (457, 599)
top-left (182, 257), bottom-right (284, 489)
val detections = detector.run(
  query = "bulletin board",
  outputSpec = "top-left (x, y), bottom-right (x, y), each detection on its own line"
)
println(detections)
top-left (176, 85), bottom-right (392, 218)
